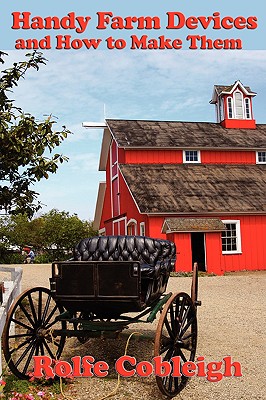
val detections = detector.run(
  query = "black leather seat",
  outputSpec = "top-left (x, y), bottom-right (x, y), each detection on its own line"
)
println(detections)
top-left (73, 235), bottom-right (176, 305)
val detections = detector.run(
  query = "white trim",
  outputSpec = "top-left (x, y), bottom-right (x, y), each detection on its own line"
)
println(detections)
top-left (221, 220), bottom-right (242, 254)
top-left (140, 222), bottom-right (145, 236)
top-left (127, 219), bottom-right (138, 235)
top-left (183, 150), bottom-right (201, 163)
top-left (112, 217), bottom-right (126, 235)
top-left (256, 151), bottom-right (266, 164)
top-left (220, 81), bottom-right (256, 97)
top-left (93, 182), bottom-right (106, 231)
top-left (233, 91), bottom-right (244, 120)
top-left (111, 173), bottom-right (119, 181)
top-left (118, 165), bottom-right (142, 214)
top-left (227, 96), bottom-right (233, 119)
top-left (244, 98), bottom-right (252, 119)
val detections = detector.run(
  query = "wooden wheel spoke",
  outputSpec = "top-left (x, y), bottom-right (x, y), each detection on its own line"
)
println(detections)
top-left (14, 339), bottom-right (36, 368)
top-left (178, 348), bottom-right (188, 363)
top-left (38, 290), bottom-right (43, 322)
top-left (22, 341), bottom-right (38, 375)
top-left (41, 295), bottom-right (52, 325)
top-left (9, 333), bottom-right (34, 339)
top-left (18, 302), bottom-right (36, 328)
top-left (160, 338), bottom-right (173, 354)
top-left (43, 304), bottom-right (58, 327)
top-left (180, 305), bottom-right (190, 329)
top-left (181, 316), bottom-right (194, 337)
top-left (164, 318), bottom-right (175, 340)
top-left (9, 336), bottom-right (33, 355)
top-left (39, 342), bottom-right (45, 356)
top-left (167, 373), bottom-right (174, 393)
top-left (27, 293), bottom-right (38, 324)
top-left (169, 304), bottom-right (177, 335)
top-left (11, 317), bottom-right (34, 332)
top-left (42, 338), bottom-right (57, 359)
top-left (179, 297), bottom-right (186, 322)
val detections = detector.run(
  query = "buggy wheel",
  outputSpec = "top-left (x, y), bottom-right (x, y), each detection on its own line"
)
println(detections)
top-left (2, 287), bottom-right (66, 380)
top-left (154, 292), bottom-right (197, 398)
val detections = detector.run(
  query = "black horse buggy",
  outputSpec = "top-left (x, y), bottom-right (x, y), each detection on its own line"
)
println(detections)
top-left (3, 235), bottom-right (200, 398)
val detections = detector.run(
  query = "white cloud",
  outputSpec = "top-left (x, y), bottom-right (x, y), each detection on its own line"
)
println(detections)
top-left (2, 50), bottom-right (266, 219)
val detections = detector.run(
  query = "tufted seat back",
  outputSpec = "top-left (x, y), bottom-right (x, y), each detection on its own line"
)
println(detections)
top-left (73, 235), bottom-right (176, 306)
top-left (74, 235), bottom-right (176, 266)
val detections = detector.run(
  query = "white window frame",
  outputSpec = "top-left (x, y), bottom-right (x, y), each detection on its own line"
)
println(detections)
top-left (183, 150), bottom-right (201, 164)
top-left (227, 92), bottom-right (251, 120)
top-left (221, 220), bottom-right (242, 254)
top-left (127, 219), bottom-right (137, 235)
top-left (244, 98), bottom-right (252, 119)
top-left (234, 91), bottom-right (244, 119)
top-left (112, 217), bottom-right (127, 235)
top-left (140, 222), bottom-right (145, 236)
top-left (218, 97), bottom-right (224, 122)
top-left (227, 97), bottom-right (233, 119)
top-left (256, 151), bottom-right (266, 164)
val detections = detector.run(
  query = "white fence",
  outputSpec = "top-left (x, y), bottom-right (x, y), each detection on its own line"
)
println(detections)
top-left (0, 266), bottom-right (23, 377)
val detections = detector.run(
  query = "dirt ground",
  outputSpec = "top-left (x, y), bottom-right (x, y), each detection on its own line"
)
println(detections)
top-left (2, 265), bottom-right (266, 400)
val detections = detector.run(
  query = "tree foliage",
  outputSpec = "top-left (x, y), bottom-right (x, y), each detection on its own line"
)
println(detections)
top-left (0, 209), bottom-right (98, 262)
top-left (0, 51), bottom-right (70, 217)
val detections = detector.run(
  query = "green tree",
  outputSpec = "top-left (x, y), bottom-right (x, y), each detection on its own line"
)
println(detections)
top-left (40, 209), bottom-right (97, 259)
top-left (0, 51), bottom-right (70, 217)
top-left (0, 210), bottom-right (97, 263)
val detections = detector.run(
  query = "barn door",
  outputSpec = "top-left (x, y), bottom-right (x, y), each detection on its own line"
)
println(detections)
top-left (191, 232), bottom-right (206, 272)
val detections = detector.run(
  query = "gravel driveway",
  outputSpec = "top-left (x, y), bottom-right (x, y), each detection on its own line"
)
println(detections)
top-left (3, 265), bottom-right (266, 400)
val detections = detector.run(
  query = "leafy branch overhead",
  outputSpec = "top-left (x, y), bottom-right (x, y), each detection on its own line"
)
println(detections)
top-left (0, 51), bottom-right (71, 217)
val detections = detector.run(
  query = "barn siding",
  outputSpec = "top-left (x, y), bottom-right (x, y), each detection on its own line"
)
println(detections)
top-left (201, 150), bottom-right (256, 164)
top-left (124, 149), bottom-right (256, 165)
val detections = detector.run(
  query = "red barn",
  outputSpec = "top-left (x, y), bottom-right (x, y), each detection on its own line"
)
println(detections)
top-left (93, 81), bottom-right (266, 275)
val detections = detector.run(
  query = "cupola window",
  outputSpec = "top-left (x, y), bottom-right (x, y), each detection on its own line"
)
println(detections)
top-left (234, 91), bottom-right (244, 119)
top-left (245, 98), bottom-right (251, 119)
top-left (227, 97), bottom-right (233, 119)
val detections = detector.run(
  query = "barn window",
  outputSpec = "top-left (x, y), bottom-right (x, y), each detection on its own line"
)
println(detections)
top-left (127, 219), bottom-right (137, 235)
top-left (221, 220), bottom-right (242, 254)
top-left (256, 151), bottom-right (266, 164)
top-left (227, 97), bottom-right (233, 119)
top-left (234, 91), bottom-right (244, 119)
top-left (183, 150), bottom-right (201, 163)
top-left (140, 222), bottom-right (145, 236)
top-left (245, 98), bottom-right (251, 119)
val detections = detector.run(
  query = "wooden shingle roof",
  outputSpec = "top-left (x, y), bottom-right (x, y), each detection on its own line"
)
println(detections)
top-left (162, 218), bottom-right (226, 233)
top-left (119, 164), bottom-right (266, 214)
top-left (214, 84), bottom-right (253, 95)
top-left (106, 119), bottom-right (266, 149)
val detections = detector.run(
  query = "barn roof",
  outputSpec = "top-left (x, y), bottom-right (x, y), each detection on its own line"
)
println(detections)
top-left (119, 164), bottom-right (266, 214)
top-left (162, 218), bottom-right (227, 233)
top-left (106, 119), bottom-right (266, 149)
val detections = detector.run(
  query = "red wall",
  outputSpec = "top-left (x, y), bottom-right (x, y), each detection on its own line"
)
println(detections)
top-left (201, 150), bottom-right (256, 164)
top-left (125, 149), bottom-right (183, 164)
top-left (124, 149), bottom-right (256, 165)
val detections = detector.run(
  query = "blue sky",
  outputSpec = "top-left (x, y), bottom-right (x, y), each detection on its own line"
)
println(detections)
top-left (1, 1), bottom-right (266, 221)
